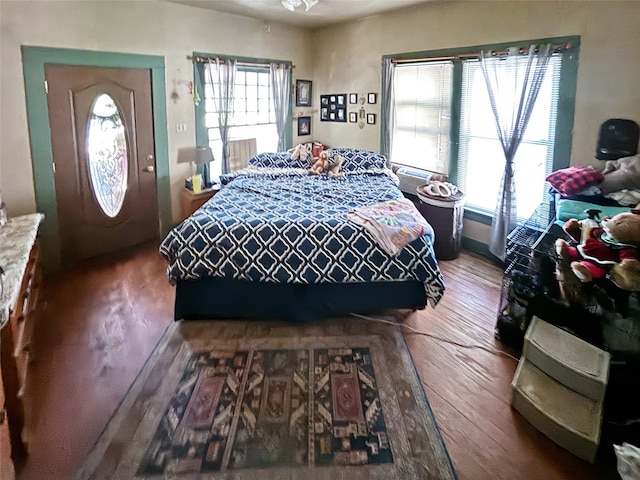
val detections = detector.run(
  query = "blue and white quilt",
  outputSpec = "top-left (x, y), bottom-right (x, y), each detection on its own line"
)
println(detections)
top-left (159, 149), bottom-right (445, 306)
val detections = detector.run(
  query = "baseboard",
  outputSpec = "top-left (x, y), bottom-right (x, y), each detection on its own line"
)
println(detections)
top-left (462, 237), bottom-right (501, 265)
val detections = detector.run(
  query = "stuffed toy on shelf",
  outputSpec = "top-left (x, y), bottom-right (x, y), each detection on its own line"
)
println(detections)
top-left (555, 206), bottom-right (640, 291)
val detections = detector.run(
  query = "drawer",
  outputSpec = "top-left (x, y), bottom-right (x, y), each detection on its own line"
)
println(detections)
top-left (6, 241), bottom-right (41, 398)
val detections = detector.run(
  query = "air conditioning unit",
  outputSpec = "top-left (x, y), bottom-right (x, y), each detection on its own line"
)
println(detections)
top-left (395, 166), bottom-right (437, 195)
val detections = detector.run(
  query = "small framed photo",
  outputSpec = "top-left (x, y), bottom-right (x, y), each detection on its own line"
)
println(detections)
top-left (330, 95), bottom-right (336, 103)
top-left (337, 94), bottom-right (345, 106)
top-left (330, 112), bottom-right (336, 120)
top-left (349, 93), bottom-right (358, 104)
top-left (320, 108), bottom-right (328, 121)
top-left (349, 111), bottom-right (357, 123)
top-left (295, 80), bottom-right (312, 107)
top-left (367, 93), bottom-right (377, 104)
top-left (321, 95), bottom-right (329, 106)
top-left (367, 113), bottom-right (376, 125)
top-left (297, 116), bottom-right (311, 136)
top-left (337, 108), bottom-right (346, 121)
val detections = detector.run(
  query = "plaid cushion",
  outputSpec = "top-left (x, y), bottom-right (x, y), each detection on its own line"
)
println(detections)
top-left (546, 166), bottom-right (604, 196)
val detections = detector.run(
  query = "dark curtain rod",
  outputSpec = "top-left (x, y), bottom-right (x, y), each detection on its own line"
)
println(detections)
top-left (392, 42), bottom-right (571, 64)
top-left (187, 55), bottom-right (294, 68)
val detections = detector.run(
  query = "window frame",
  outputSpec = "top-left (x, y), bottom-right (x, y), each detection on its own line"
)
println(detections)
top-left (381, 36), bottom-right (580, 224)
top-left (193, 52), bottom-right (293, 155)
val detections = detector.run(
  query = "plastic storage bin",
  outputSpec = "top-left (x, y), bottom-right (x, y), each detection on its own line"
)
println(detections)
top-left (416, 185), bottom-right (465, 260)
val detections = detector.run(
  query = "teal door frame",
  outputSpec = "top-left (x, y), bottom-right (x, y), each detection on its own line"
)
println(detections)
top-left (22, 46), bottom-right (171, 271)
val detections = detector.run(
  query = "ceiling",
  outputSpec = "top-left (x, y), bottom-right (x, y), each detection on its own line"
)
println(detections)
top-left (164, 0), bottom-right (439, 29)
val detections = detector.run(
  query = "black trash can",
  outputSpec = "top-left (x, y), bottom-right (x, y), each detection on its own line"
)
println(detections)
top-left (416, 185), bottom-right (465, 260)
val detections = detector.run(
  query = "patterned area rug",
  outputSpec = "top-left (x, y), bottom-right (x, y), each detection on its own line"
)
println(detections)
top-left (77, 318), bottom-right (457, 479)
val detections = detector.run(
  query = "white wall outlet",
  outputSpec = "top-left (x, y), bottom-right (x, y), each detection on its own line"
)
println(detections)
top-left (176, 123), bottom-right (187, 133)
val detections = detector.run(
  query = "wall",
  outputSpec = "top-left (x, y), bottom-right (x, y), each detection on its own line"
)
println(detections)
top-left (311, 0), bottom-right (640, 244)
top-left (3, 0), bottom-right (639, 250)
top-left (0, 0), bottom-right (312, 223)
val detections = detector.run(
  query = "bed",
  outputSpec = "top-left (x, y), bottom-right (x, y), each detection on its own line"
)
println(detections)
top-left (160, 148), bottom-right (445, 322)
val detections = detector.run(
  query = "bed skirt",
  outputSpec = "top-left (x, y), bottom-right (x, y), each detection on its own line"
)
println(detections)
top-left (174, 277), bottom-right (427, 322)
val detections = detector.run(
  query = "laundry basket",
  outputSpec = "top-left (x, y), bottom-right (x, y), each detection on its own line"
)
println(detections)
top-left (416, 185), bottom-right (465, 260)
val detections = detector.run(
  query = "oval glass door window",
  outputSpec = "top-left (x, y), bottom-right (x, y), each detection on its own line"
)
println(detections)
top-left (87, 93), bottom-right (128, 218)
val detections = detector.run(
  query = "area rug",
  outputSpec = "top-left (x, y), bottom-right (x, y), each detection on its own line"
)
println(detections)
top-left (77, 318), bottom-right (457, 479)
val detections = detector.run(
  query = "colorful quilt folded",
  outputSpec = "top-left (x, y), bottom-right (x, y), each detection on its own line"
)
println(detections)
top-left (348, 198), bottom-right (434, 256)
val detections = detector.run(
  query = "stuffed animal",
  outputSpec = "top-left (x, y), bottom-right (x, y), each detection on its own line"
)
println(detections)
top-left (326, 154), bottom-right (344, 178)
top-left (309, 151), bottom-right (328, 175)
top-left (555, 206), bottom-right (640, 291)
top-left (288, 143), bottom-right (312, 162)
top-left (308, 151), bottom-right (344, 177)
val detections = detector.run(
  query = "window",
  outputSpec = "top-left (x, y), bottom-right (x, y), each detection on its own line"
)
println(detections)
top-left (203, 66), bottom-right (278, 180)
top-left (387, 37), bottom-right (578, 221)
top-left (391, 61), bottom-right (452, 174)
top-left (458, 55), bottom-right (561, 217)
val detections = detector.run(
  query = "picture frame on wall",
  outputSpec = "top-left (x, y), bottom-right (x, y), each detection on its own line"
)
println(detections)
top-left (320, 94), bottom-right (349, 123)
top-left (349, 93), bottom-right (358, 104)
top-left (349, 112), bottom-right (357, 123)
top-left (295, 80), bottom-right (312, 107)
top-left (367, 93), bottom-right (377, 104)
top-left (298, 116), bottom-right (311, 136)
top-left (367, 113), bottom-right (376, 124)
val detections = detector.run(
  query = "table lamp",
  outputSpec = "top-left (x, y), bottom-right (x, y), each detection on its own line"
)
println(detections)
top-left (177, 146), bottom-right (215, 188)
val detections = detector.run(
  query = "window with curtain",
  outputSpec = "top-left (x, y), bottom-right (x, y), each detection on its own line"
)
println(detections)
top-left (387, 37), bottom-right (577, 222)
top-left (458, 55), bottom-right (561, 218)
top-left (203, 66), bottom-right (278, 179)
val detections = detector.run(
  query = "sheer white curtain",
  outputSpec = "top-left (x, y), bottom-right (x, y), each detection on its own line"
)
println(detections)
top-left (480, 44), bottom-right (553, 260)
top-left (205, 58), bottom-right (237, 174)
top-left (380, 58), bottom-right (396, 164)
top-left (270, 63), bottom-right (291, 152)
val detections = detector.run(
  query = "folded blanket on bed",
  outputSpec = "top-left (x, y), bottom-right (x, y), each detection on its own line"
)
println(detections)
top-left (348, 198), bottom-right (434, 256)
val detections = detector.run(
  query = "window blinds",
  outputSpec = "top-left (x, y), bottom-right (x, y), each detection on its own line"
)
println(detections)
top-left (391, 61), bottom-right (453, 174)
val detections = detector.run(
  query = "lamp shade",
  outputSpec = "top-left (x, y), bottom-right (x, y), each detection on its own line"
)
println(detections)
top-left (195, 147), bottom-right (215, 165)
top-left (177, 147), bottom-right (215, 165)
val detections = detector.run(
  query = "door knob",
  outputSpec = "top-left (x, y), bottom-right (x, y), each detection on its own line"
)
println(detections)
top-left (143, 165), bottom-right (155, 173)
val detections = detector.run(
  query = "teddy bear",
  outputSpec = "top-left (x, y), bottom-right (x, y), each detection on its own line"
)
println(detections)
top-left (308, 151), bottom-right (344, 177)
top-left (326, 154), bottom-right (344, 177)
top-left (309, 151), bottom-right (328, 175)
top-left (555, 206), bottom-right (640, 291)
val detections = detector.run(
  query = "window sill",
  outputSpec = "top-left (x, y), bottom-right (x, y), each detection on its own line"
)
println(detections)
top-left (464, 208), bottom-right (492, 225)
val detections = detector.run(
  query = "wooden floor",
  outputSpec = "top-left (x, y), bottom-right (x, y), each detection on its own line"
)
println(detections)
top-left (12, 243), bottom-right (619, 480)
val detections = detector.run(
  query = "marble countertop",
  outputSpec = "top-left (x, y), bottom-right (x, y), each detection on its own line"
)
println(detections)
top-left (0, 213), bottom-right (44, 328)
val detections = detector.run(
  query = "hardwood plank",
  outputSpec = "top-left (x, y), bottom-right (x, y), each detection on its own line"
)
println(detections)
top-left (15, 247), bottom-right (619, 479)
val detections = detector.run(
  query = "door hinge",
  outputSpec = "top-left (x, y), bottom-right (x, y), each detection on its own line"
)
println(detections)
top-left (44, 80), bottom-right (48, 94)
top-left (52, 162), bottom-right (56, 174)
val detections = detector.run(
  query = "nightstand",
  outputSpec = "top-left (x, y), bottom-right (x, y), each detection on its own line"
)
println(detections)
top-left (180, 186), bottom-right (219, 219)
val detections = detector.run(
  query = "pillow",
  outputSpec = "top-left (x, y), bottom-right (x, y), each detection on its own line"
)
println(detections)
top-left (545, 166), bottom-right (604, 197)
top-left (312, 142), bottom-right (325, 157)
top-left (248, 151), bottom-right (309, 170)
top-left (327, 148), bottom-right (388, 172)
